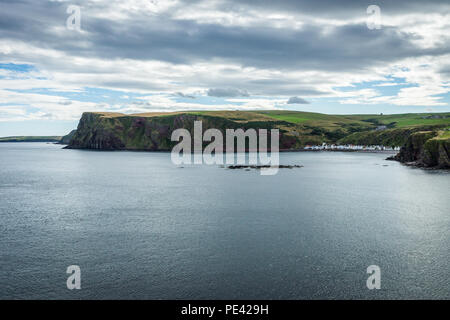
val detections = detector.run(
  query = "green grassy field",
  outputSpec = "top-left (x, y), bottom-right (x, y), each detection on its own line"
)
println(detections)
top-left (94, 110), bottom-right (450, 127)
top-left (434, 130), bottom-right (450, 140)
top-left (347, 113), bottom-right (450, 128)
top-left (158, 110), bottom-right (450, 129)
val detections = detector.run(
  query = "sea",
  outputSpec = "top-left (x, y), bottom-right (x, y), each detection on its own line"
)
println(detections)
top-left (0, 142), bottom-right (448, 299)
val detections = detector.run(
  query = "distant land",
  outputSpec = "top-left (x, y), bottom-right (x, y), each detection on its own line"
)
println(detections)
top-left (0, 136), bottom-right (62, 143)
top-left (2, 110), bottom-right (449, 168)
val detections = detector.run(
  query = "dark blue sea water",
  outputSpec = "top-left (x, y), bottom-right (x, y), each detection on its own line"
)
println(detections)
top-left (0, 143), bottom-right (449, 299)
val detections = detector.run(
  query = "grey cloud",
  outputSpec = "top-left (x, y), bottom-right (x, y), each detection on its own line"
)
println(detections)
top-left (438, 65), bottom-right (450, 75)
top-left (215, 0), bottom-right (450, 17)
top-left (0, 0), bottom-right (449, 98)
top-left (207, 88), bottom-right (250, 97)
top-left (1, 0), bottom-right (448, 74)
top-left (174, 92), bottom-right (196, 99)
top-left (83, 19), bottom-right (442, 72)
top-left (287, 96), bottom-right (310, 104)
top-left (245, 80), bottom-right (329, 96)
top-left (40, 113), bottom-right (53, 119)
top-left (98, 80), bottom-right (169, 92)
top-left (132, 101), bottom-right (152, 106)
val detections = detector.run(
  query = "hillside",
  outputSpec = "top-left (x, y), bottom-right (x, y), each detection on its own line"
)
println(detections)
top-left (65, 110), bottom-right (449, 153)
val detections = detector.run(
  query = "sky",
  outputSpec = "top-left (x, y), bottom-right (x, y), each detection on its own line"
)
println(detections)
top-left (0, 0), bottom-right (450, 136)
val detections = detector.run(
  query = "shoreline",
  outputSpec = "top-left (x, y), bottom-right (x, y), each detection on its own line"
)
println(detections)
top-left (0, 141), bottom-right (399, 154)
top-left (280, 149), bottom-right (398, 154)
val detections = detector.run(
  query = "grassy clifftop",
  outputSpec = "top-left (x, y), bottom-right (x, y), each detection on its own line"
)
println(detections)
top-left (65, 110), bottom-right (450, 152)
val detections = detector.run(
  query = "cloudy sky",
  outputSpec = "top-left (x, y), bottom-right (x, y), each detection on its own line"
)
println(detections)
top-left (1, 0), bottom-right (450, 135)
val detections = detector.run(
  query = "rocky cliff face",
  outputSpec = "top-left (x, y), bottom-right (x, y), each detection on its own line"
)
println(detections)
top-left (59, 130), bottom-right (77, 145)
top-left (391, 131), bottom-right (450, 168)
top-left (66, 112), bottom-right (303, 151)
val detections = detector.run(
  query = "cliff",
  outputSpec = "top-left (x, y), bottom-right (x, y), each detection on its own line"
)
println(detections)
top-left (59, 130), bottom-right (77, 144)
top-left (65, 111), bottom-right (450, 156)
top-left (65, 112), bottom-right (305, 151)
top-left (389, 131), bottom-right (450, 168)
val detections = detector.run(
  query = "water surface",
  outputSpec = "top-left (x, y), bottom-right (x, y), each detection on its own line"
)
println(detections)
top-left (0, 143), bottom-right (449, 299)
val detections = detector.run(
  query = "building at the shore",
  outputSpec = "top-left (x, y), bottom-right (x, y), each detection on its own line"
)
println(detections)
top-left (304, 143), bottom-right (400, 151)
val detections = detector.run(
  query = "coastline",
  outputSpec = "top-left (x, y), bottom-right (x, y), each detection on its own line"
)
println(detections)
top-left (2, 141), bottom-right (398, 155)
top-left (280, 149), bottom-right (397, 154)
